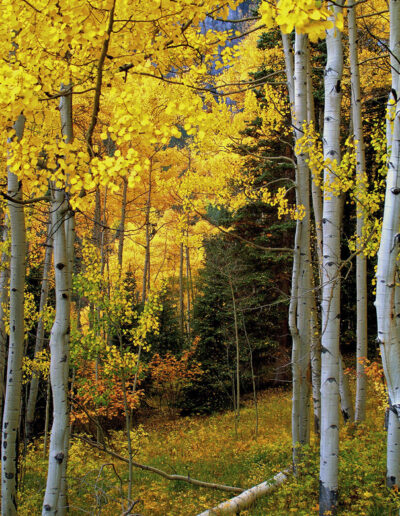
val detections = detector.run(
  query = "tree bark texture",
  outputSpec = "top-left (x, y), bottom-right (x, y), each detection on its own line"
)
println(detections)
top-left (42, 84), bottom-right (73, 515)
top-left (291, 32), bottom-right (312, 459)
top-left (1, 114), bottom-right (26, 516)
top-left (0, 215), bottom-right (10, 423)
top-left (376, 0), bottom-right (400, 428)
top-left (319, 4), bottom-right (344, 513)
top-left (348, 0), bottom-right (368, 423)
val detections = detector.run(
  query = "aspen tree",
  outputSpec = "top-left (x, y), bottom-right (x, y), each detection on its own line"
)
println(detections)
top-left (319, 2), bottom-right (344, 513)
top-left (0, 215), bottom-right (9, 421)
top-left (283, 31), bottom-right (312, 461)
top-left (1, 114), bottom-right (26, 516)
top-left (42, 84), bottom-right (73, 515)
top-left (348, 0), bottom-right (368, 423)
top-left (375, 0), bottom-right (400, 488)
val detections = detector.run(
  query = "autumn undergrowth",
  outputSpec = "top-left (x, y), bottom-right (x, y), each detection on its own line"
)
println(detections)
top-left (18, 386), bottom-right (399, 515)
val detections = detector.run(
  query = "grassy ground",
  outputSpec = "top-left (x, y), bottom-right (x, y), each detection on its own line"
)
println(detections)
top-left (18, 387), bottom-right (400, 515)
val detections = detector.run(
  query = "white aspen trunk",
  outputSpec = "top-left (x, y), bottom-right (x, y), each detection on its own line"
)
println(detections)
top-left (57, 211), bottom-right (74, 516)
top-left (293, 32), bottom-right (312, 449)
top-left (387, 396), bottom-right (400, 487)
top-left (375, 0), bottom-right (400, 425)
top-left (338, 353), bottom-right (354, 423)
top-left (381, 3), bottom-right (400, 487)
top-left (283, 31), bottom-right (312, 460)
top-left (42, 190), bottom-right (69, 515)
top-left (0, 215), bottom-right (10, 421)
top-left (1, 114), bottom-right (26, 516)
top-left (42, 84), bottom-right (73, 515)
top-left (319, 4), bottom-right (344, 514)
top-left (26, 213), bottom-right (53, 439)
top-left (196, 469), bottom-right (291, 516)
top-left (57, 84), bottom-right (75, 516)
top-left (348, 0), bottom-right (368, 423)
top-left (310, 288), bottom-right (321, 435)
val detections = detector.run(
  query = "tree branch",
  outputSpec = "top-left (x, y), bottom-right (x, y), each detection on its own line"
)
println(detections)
top-left (75, 435), bottom-right (245, 494)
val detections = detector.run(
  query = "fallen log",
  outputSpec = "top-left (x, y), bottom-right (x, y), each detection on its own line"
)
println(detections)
top-left (76, 435), bottom-right (245, 494)
top-left (196, 468), bottom-right (292, 515)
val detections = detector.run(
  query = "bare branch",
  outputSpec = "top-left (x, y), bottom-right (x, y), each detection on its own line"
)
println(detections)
top-left (75, 435), bottom-right (245, 494)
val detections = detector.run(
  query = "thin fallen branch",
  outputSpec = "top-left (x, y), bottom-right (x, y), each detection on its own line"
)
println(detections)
top-left (76, 435), bottom-right (244, 494)
top-left (196, 468), bottom-right (292, 516)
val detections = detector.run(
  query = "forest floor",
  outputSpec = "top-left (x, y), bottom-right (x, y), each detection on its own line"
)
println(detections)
top-left (18, 386), bottom-right (399, 515)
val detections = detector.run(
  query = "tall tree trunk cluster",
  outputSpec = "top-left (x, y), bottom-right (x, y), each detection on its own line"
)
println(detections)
top-left (281, 0), bottom-right (400, 514)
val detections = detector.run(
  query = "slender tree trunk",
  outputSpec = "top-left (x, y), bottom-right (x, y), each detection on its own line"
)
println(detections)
top-left (1, 114), bottom-right (26, 516)
top-left (228, 279), bottom-right (240, 436)
top-left (0, 214), bottom-right (10, 424)
top-left (375, 0), bottom-right (400, 490)
top-left (319, 4), bottom-right (344, 513)
top-left (348, 0), bottom-right (368, 423)
top-left (57, 210), bottom-right (74, 516)
top-left (242, 318), bottom-right (258, 438)
top-left (289, 32), bottom-right (312, 464)
top-left (43, 380), bottom-right (51, 458)
top-left (42, 188), bottom-right (70, 516)
top-left (42, 84), bottom-right (73, 515)
top-left (142, 163), bottom-right (152, 303)
top-left (310, 288), bottom-right (321, 435)
top-left (26, 213), bottom-right (53, 439)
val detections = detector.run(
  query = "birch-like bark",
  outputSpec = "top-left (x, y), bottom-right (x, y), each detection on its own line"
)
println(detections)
top-left (0, 215), bottom-right (10, 422)
top-left (283, 31), bottom-right (312, 460)
top-left (42, 84), bottom-right (73, 515)
top-left (348, 0), bottom-right (368, 423)
top-left (42, 189), bottom-right (69, 515)
top-left (293, 32), bottom-right (312, 450)
top-left (387, 392), bottom-right (400, 487)
top-left (319, 4), bottom-right (344, 514)
top-left (196, 469), bottom-right (291, 516)
top-left (1, 114), bottom-right (26, 516)
top-left (26, 213), bottom-right (53, 439)
top-left (375, 0), bottom-right (400, 425)
top-left (57, 210), bottom-right (74, 516)
top-left (310, 286), bottom-right (321, 435)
